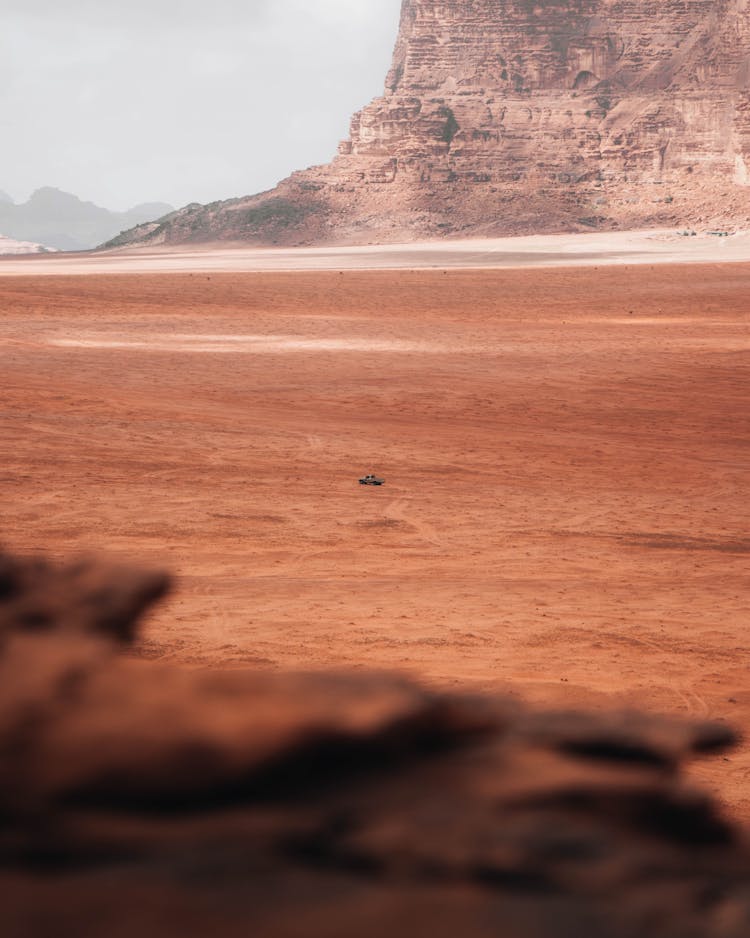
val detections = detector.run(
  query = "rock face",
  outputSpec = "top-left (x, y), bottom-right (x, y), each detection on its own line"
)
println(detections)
top-left (108, 0), bottom-right (750, 248)
top-left (2, 547), bottom-right (750, 938)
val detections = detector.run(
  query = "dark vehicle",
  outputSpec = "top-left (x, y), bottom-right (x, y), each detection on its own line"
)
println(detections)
top-left (359, 474), bottom-right (385, 486)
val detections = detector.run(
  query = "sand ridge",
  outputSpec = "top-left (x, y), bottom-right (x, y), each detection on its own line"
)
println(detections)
top-left (2, 228), bottom-right (750, 275)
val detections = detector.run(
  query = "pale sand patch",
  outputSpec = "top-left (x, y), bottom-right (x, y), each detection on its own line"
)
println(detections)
top-left (47, 335), bottom-right (436, 353)
top-left (1, 228), bottom-right (750, 275)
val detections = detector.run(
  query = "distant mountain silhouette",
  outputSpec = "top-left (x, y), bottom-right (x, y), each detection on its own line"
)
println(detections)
top-left (0, 188), bottom-right (173, 251)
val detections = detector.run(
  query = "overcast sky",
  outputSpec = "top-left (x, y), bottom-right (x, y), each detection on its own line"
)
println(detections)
top-left (2, 0), bottom-right (403, 210)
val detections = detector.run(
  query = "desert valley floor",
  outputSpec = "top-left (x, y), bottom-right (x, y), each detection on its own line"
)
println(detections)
top-left (1, 260), bottom-right (748, 813)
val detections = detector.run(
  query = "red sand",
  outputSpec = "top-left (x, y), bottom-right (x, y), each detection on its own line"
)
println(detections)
top-left (1, 266), bottom-right (748, 813)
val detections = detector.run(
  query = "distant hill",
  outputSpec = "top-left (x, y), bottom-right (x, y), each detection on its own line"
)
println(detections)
top-left (0, 188), bottom-right (173, 251)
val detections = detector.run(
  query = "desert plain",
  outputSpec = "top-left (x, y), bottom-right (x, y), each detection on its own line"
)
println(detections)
top-left (1, 243), bottom-right (748, 814)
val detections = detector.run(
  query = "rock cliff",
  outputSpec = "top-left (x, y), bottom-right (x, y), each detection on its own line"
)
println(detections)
top-left (107, 0), bottom-right (750, 247)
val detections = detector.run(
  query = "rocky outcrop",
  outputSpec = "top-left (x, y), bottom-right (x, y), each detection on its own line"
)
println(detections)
top-left (2, 546), bottom-right (750, 938)
top-left (107, 0), bottom-right (750, 248)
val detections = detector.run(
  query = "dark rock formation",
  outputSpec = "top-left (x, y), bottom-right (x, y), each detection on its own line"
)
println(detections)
top-left (1, 547), bottom-right (748, 938)
top-left (107, 0), bottom-right (750, 249)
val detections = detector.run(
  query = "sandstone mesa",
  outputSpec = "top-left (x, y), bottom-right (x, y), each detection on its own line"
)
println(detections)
top-left (108, 0), bottom-right (750, 249)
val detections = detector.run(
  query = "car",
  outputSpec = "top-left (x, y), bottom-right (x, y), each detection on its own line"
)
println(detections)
top-left (359, 474), bottom-right (385, 486)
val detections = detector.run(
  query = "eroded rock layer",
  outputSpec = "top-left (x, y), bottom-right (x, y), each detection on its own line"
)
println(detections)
top-left (109, 0), bottom-right (750, 247)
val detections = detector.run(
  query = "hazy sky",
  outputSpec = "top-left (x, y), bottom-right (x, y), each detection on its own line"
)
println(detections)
top-left (2, 0), bottom-right (402, 210)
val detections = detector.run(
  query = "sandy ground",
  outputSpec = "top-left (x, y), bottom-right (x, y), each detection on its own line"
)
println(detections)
top-left (1, 262), bottom-right (748, 814)
top-left (2, 227), bottom-right (750, 274)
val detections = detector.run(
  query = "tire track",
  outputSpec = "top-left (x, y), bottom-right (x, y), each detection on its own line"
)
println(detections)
top-left (384, 498), bottom-right (443, 547)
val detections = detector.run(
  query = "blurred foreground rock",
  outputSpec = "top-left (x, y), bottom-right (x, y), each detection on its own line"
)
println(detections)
top-left (0, 549), bottom-right (748, 938)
